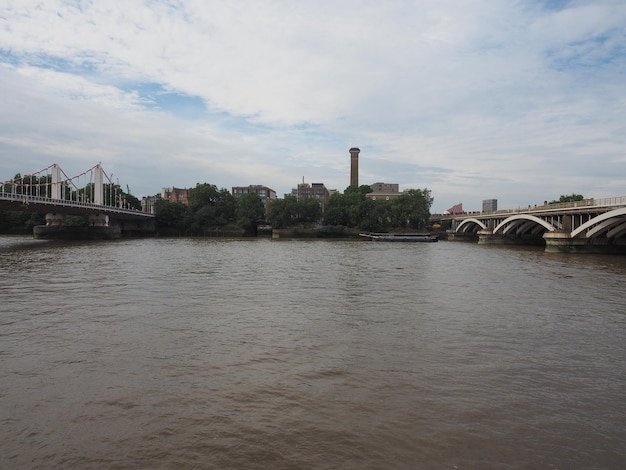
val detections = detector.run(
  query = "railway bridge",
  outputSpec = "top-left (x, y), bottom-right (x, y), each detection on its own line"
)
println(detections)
top-left (435, 196), bottom-right (626, 253)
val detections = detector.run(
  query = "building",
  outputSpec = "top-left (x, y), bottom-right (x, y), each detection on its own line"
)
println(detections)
top-left (349, 147), bottom-right (360, 187)
top-left (482, 199), bottom-right (498, 212)
top-left (366, 182), bottom-right (402, 201)
top-left (141, 194), bottom-right (160, 213)
top-left (162, 187), bottom-right (191, 205)
top-left (370, 182), bottom-right (399, 194)
top-left (446, 203), bottom-right (463, 214)
top-left (291, 182), bottom-right (330, 212)
top-left (232, 185), bottom-right (277, 218)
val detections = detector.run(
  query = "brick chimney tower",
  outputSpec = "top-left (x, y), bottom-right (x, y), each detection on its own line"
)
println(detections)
top-left (349, 147), bottom-right (360, 187)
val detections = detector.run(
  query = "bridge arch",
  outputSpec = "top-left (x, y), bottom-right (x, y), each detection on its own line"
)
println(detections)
top-left (570, 208), bottom-right (626, 240)
top-left (493, 215), bottom-right (556, 236)
top-left (456, 218), bottom-right (486, 234)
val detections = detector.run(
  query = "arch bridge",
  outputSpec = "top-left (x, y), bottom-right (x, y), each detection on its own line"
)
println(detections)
top-left (447, 197), bottom-right (626, 253)
top-left (1, 163), bottom-right (155, 238)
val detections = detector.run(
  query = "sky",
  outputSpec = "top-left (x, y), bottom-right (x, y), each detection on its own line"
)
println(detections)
top-left (0, 0), bottom-right (625, 213)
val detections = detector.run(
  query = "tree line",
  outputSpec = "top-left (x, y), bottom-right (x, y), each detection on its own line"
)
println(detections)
top-left (154, 183), bottom-right (434, 236)
top-left (154, 184), bottom-right (265, 236)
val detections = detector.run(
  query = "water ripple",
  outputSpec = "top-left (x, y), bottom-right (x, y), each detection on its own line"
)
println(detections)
top-left (1, 237), bottom-right (625, 469)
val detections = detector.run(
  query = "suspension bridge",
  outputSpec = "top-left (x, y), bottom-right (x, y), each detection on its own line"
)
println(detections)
top-left (0, 163), bottom-right (155, 239)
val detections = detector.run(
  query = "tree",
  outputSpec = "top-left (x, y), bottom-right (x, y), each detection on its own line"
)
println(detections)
top-left (324, 192), bottom-right (348, 226)
top-left (550, 194), bottom-right (584, 204)
top-left (297, 196), bottom-right (323, 226)
top-left (154, 198), bottom-right (188, 234)
top-left (268, 196), bottom-right (299, 229)
top-left (391, 189), bottom-right (433, 229)
top-left (324, 185), bottom-right (373, 228)
top-left (0, 210), bottom-right (45, 234)
top-left (236, 193), bottom-right (265, 236)
top-left (268, 195), bottom-right (322, 229)
top-left (360, 200), bottom-right (393, 232)
top-left (189, 183), bottom-right (223, 210)
top-left (187, 183), bottom-right (236, 232)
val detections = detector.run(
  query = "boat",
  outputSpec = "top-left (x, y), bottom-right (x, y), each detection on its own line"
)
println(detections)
top-left (359, 232), bottom-right (438, 242)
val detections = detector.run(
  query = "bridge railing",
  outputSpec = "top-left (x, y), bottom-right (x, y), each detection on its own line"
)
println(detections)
top-left (0, 192), bottom-right (154, 217)
top-left (431, 195), bottom-right (626, 219)
top-left (1, 191), bottom-right (115, 208)
top-left (486, 196), bottom-right (626, 215)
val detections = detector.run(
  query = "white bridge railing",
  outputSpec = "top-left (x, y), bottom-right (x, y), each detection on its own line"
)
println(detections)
top-left (448, 196), bottom-right (626, 218)
top-left (0, 192), bottom-right (154, 218)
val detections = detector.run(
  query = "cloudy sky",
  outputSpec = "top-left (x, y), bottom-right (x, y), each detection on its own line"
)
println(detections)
top-left (1, 0), bottom-right (624, 212)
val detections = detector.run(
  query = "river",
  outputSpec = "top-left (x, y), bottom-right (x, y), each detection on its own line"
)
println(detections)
top-left (1, 236), bottom-right (625, 469)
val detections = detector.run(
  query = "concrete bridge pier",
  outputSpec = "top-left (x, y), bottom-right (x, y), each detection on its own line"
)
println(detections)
top-left (477, 229), bottom-right (500, 245)
top-left (478, 229), bottom-right (546, 246)
top-left (477, 229), bottom-right (522, 245)
top-left (34, 212), bottom-right (121, 239)
top-left (543, 232), bottom-right (586, 253)
top-left (446, 230), bottom-right (477, 242)
top-left (543, 232), bottom-right (626, 254)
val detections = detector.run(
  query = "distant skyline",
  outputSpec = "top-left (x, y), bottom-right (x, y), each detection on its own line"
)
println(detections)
top-left (1, 1), bottom-right (625, 213)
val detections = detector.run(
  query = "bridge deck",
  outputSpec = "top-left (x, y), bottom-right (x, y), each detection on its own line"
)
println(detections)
top-left (0, 193), bottom-right (155, 220)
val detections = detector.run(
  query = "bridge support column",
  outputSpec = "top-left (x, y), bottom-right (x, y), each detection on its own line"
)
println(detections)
top-left (477, 229), bottom-right (504, 244)
top-left (447, 232), bottom-right (478, 241)
top-left (562, 216), bottom-right (572, 232)
top-left (50, 164), bottom-right (62, 199)
top-left (94, 164), bottom-right (104, 205)
top-left (34, 212), bottom-right (120, 240)
top-left (544, 232), bottom-right (586, 253)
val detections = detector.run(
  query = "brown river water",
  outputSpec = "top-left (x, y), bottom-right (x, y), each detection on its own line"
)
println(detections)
top-left (1, 236), bottom-right (625, 469)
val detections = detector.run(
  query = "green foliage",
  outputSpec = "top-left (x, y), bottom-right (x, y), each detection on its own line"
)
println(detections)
top-left (153, 183), bottom-right (238, 235)
top-left (324, 185), bottom-right (373, 228)
top-left (0, 211), bottom-right (46, 234)
top-left (268, 196), bottom-right (296, 229)
top-left (235, 193), bottom-right (265, 236)
top-left (298, 196), bottom-right (323, 226)
top-left (186, 184), bottom-right (236, 233)
top-left (391, 189), bottom-right (433, 229)
top-left (360, 200), bottom-right (393, 232)
top-left (124, 192), bottom-right (142, 210)
top-left (549, 194), bottom-right (585, 204)
top-left (154, 198), bottom-right (188, 234)
top-left (324, 186), bottom-right (432, 231)
top-left (268, 195), bottom-right (322, 229)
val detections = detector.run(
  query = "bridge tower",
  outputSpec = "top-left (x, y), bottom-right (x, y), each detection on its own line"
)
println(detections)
top-left (94, 164), bottom-right (104, 205)
top-left (51, 164), bottom-right (62, 199)
top-left (350, 147), bottom-right (360, 187)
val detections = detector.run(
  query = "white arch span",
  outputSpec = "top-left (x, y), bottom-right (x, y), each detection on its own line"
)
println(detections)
top-left (456, 218), bottom-right (487, 233)
top-left (493, 214), bottom-right (556, 235)
top-left (571, 208), bottom-right (626, 239)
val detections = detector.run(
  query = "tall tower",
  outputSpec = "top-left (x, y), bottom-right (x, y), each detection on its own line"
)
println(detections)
top-left (349, 147), bottom-right (360, 187)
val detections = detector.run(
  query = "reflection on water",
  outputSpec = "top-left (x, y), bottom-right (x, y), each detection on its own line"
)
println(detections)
top-left (1, 236), bottom-right (625, 469)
